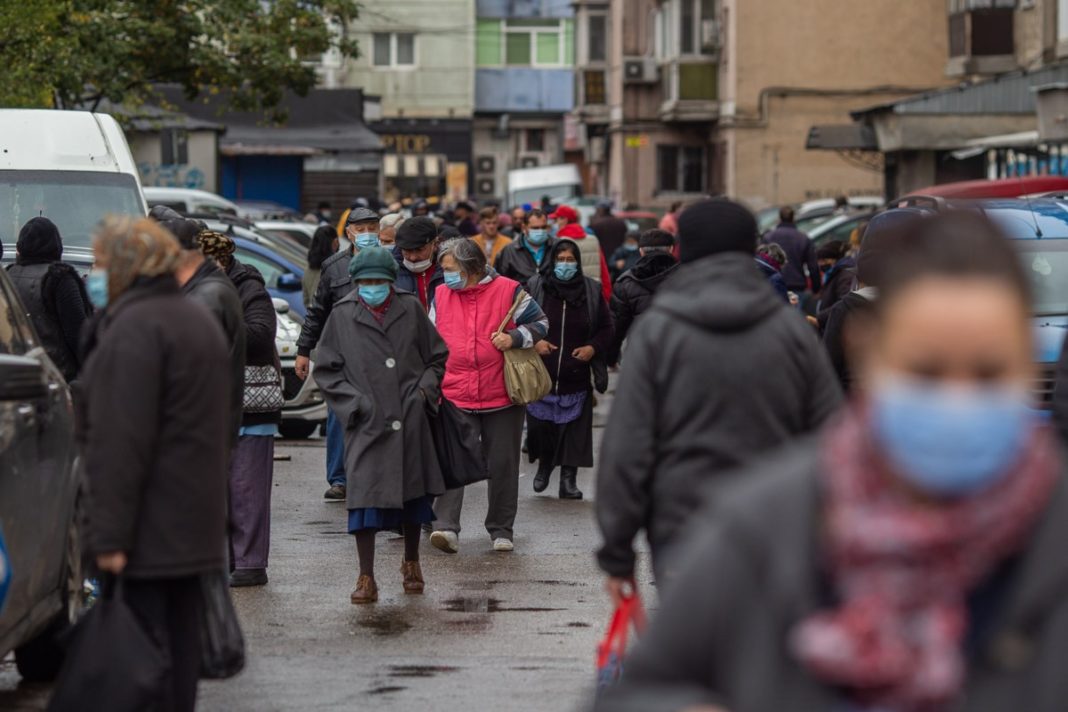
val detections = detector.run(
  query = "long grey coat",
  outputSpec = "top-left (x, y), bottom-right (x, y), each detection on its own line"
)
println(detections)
top-left (313, 290), bottom-right (448, 509)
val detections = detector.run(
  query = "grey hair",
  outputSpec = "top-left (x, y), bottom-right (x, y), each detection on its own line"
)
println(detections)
top-left (380, 213), bottom-right (405, 231)
top-left (757, 242), bottom-right (788, 267)
top-left (437, 237), bottom-right (487, 277)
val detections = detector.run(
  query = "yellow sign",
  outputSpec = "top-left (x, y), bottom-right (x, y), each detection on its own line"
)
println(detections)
top-left (381, 134), bottom-right (432, 153)
top-left (447, 162), bottom-right (469, 202)
top-left (625, 135), bottom-right (649, 148)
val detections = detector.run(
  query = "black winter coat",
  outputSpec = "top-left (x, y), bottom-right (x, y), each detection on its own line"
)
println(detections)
top-left (182, 259), bottom-right (246, 441)
top-left (815, 255), bottom-right (856, 331)
top-left (81, 276), bottom-right (231, 578)
top-left (595, 252), bottom-right (842, 578)
top-left (495, 237), bottom-right (556, 285)
top-left (821, 288), bottom-right (876, 394)
top-left (527, 274), bottom-right (613, 395)
top-left (297, 247), bottom-right (356, 356)
top-left (764, 223), bottom-right (818, 292)
top-left (595, 442), bottom-right (1068, 712)
top-left (607, 253), bottom-right (678, 365)
top-left (6, 261), bottom-right (92, 381)
top-left (590, 215), bottom-right (629, 257)
top-left (226, 259), bottom-right (281, 426)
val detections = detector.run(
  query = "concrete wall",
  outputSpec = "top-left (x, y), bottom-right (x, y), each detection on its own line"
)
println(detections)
top-left (129, 131), bottom-right (218, 193)
top-left (339, 0), bottom-right (475, 119)
top-left (476, 68), bottom-right (575, 112)
top-left (472, 116), bottom-right (564, 201)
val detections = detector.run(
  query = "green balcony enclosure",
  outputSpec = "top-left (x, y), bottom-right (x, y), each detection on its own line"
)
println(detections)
top-left (678, 62), bottom-right (718, 102)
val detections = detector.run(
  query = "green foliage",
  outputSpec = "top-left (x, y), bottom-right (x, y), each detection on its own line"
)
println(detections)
top-left (0, 0), bottom-right (359, 120)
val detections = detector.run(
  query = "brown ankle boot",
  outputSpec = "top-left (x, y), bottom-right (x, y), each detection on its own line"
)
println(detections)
top-left (351, 574), bottom-right (378, 604)
top-left (401, 561), bottom-right (424, 594)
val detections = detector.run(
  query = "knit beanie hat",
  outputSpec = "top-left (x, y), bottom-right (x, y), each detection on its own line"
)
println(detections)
top-left (677, 198), bottom-right (758, 263)
top-left (349, 246), bottom-right (398, 282)
top-left (16, 217), bottom-right (62, 264)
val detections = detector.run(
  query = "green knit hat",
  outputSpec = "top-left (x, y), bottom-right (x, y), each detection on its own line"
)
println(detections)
top-left (348, 246), bottom-right (398, 282)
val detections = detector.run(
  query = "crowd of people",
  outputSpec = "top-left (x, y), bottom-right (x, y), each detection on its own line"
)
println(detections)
top-left (11, 185), bottom-right (1068, 710)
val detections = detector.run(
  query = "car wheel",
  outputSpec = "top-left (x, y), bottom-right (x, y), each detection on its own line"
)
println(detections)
top-left (279, 420), bottom-right (318, 440)
top-left (14, 512), bottom-right (86, 681)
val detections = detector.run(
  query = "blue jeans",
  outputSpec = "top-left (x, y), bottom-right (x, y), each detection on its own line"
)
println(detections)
top-left (326, 408), bottom-right (346, 487)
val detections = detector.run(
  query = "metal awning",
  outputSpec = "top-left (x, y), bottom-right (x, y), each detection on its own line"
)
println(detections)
top-left (805, 124), bottom-right (877, 150)
top-left (950, 129), bottom-right (1040, 159)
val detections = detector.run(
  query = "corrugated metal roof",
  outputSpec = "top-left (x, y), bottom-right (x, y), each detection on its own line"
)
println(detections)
top-left (853, 62), bottom-right (1068, 118)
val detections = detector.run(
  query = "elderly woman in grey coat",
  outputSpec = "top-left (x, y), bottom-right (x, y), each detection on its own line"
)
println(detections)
top-left (313, 247), bottom-right (449, 604)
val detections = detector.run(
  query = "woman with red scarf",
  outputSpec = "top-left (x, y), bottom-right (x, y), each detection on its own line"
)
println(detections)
top-left (594, 211), bottom-right (1068, 712)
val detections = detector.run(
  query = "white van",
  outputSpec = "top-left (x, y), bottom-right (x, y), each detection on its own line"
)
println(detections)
top-left (507, 164), bottom-right (582, 208)
top-left (0, 109), bottom-right (147, 264)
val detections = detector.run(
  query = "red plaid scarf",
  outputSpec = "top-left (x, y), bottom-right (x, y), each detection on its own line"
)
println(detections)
top-left (792, 410), bottom-right (1058, 710)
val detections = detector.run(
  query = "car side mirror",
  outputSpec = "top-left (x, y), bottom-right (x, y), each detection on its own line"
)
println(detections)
top-left (272, 298), bottom-right (290, 315)
top-left (0, 355), bottom-right (47, 401)
top-left (276, 273), bottom-right (301, 292)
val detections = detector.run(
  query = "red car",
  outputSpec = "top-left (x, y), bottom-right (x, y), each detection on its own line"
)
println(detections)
top-left (894, 176), bottom-right (1068, 205)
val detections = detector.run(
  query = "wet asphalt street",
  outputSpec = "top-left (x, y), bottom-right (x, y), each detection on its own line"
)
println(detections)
top-left (1, 387), bottom-right (654, 711)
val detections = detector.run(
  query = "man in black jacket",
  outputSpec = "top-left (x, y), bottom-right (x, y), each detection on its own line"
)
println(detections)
top-left (295, 206), bottom-right (378, 500)
top-left (165, 216), bottom-right (246, 444)
top-left (393, 216), bottom-right (444, 312)
top-left (595, 198), bottom-right (842, 600)
top-left (494, 208), bottom-right (555, 285)
top-left (764, 206), bottom-right (819, 295)
top-left (607, 228), bottom-right (678, 365)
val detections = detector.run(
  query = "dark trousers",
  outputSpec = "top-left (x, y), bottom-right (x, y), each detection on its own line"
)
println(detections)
top-left (325, 408), bottom-right (346, 487)
top-left (124, 576), bottom-right (202, 712)
top-left (228, 434), bottom-right (274, 570)
top-left (434, 405), bottom-right (525, 540)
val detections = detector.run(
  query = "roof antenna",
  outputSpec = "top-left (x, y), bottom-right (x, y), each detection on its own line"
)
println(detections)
top-left (1019, 170), bottom-right (1043, 238)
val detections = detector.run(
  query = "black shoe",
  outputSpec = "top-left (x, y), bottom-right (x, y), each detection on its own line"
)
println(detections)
top-left (324, 484), bottom-right (346, 501)
top-left (559, 467), bottom-right (583, 500)
top-left (230, 568), bottom-right (268, 587)
top-left (533, 463), bottom-right (553, 493)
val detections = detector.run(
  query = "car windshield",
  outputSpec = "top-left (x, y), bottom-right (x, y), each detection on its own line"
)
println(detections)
top-left (0, 170), bottom-right (143, 249)
top-left (1014, 241), bottom-right (1068, 316)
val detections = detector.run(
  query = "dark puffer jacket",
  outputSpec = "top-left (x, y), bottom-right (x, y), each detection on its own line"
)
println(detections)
top-left (81, 276), bottom-right (231, 578)
top-left (182, 259), bottom-right (246, 441)
top-left (595, 252), bottom-right (842, 578)
top-left (607, 252), bottom-right (678, 365)
top-left (297, 247), bottom-right (356, 356)
top-left (595, 441), bottom-right (1068, 712)
top-left (226, 258), bottom-right (281, 426)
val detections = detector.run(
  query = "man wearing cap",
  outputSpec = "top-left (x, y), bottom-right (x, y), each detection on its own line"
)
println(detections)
top-left (590, 200), bottom-right (629, 258)
top-left (393, 216), bottom-right (444, 312)
top-left (296, 206), bottom-right (380, 501)
top-left (494, 208), bottom-right (556, 285)
top-left (551, 205), bottom-right (612, 301)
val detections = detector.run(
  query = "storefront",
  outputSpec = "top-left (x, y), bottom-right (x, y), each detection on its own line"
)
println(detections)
top-left (370, 118), bottom-right (473, 203)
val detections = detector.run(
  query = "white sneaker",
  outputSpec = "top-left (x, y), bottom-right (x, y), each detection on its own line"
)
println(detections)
top-left (492, 538), bottom-right (514, 552)
top-left (430, 530), bottom-right (459, 554)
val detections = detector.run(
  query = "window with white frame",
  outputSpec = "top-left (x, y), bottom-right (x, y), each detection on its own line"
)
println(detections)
top-left (505, 19), bottom-right (568, 67)
top-left (372, 32), bottom-right (416, 68)
top-left (659, 0), bottom-right (716, 58)
top-left (587, 13), bottom-right (607, 63)
top-left (1060, 0), bottom-right (1068, 44)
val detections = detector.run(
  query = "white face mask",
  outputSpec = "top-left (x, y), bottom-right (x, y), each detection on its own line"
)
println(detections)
top-left (404, 258), bottom-right (433, 274)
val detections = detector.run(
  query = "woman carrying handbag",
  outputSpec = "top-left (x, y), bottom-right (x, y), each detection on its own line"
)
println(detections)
top-left (427, 238), bottom-right (549, 555)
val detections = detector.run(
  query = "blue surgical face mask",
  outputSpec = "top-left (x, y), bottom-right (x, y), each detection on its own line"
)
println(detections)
top-left (358, 283), bottom-right (391, 307)
top-left (355, 232), bottom-right (380, 250)
top-left (527, 229), bottom-right (549, 247)
top-left (554, 262), bottom-right (579, 281)
top-left (443, 270), bottom-right (465, 291)
top-left (869, 375), bottom-right (1034, 497)
top-left (87, 269), bottom-right (109, 308)
top-left (623, 243), bottom-right (639, 252)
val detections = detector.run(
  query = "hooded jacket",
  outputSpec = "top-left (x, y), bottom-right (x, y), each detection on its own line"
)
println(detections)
top-left (182, 259), bottom-right (247, 441)
top-left (558, 223), bottom-right (613, 299)
top-left (607, 252), bottom-right (678, 365)
top-left (595, 252), bottom-right (842, 578)
top-left (226, 258), bottom-right (281, 426)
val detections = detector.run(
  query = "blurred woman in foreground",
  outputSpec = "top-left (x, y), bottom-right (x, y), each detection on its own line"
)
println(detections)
top-left (596, 211), bottom-right (1068, 712)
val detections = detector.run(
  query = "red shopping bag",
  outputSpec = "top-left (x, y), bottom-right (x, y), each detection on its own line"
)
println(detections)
top-left (596, 593), bottom-right (647, 690)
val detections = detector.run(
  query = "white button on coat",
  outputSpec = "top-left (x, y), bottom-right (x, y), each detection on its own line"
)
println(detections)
top-left (391, 420), bottom-right (402, 431)
top-left (385, 358), bottom-right (396, 368)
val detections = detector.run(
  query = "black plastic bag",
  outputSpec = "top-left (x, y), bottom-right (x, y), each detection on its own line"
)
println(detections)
top-left (430, 399), bottom-right (489, 490)
top-left (198, 569), bottom-right (245, 679)
top-left (48, 579), bottom-right (165, 712)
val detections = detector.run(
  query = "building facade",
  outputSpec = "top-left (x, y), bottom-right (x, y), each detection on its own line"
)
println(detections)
top-left (331, 0), bottom-right (476, 202)
top-left (472, 0), bottom-right (575, 203)
top-left (572, 0), bottom-right (952, 210)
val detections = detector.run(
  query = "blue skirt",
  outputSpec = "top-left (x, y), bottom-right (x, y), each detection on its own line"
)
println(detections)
top-left (347, 495), bottom-right (436, 534)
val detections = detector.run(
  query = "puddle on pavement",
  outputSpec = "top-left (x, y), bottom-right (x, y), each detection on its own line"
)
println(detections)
top-left (388, 665), bottom-right (459, 679)
top-left (303, 520), bottom-right (331, 526)
top-left (441, 596), bottom-right (564, 613)
top-left (486, 579), bottom-right (583, 588)
top-left (354, 610), bottom-right (414, 637)
top-left (566, 622), bottom-right (591, 628)
top-left (367, 686), bottom-right (406, 695)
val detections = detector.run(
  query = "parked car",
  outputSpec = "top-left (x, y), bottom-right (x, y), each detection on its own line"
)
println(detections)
top-left (144, 187), bottom-right (239, 217)
top-left (256, 221), bottom-right (318, 249)
top-left (0, 268), bottom-right (83, 682)
top-left (231, 236), bottom-right (307, 318)
top-left (1, 109), bottom-right (146, 257)
top-left (200, 218), bottom-right (308, 270)
top-left (236, 200), bottom-right (303, 222)
top-left (759, 196), bottom-right (883, 236)
top-left (806, 211), bottom-right (876, 249)
top-left (273, 298), bottom-right (327, 439)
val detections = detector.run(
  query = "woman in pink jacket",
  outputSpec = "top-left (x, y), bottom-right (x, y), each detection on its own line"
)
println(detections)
top-left (429, 238), bottom-right (549, 555)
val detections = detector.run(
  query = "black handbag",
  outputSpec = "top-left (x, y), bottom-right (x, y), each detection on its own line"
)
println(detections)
top-left (430, 399), bottom-right (489, 490)
top-left (48, 578), bottom-right (166, 712)
top-left (198, 570), bottom-right (246, 679)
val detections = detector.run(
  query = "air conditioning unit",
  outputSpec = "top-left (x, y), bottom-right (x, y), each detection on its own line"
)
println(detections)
top-left (476, 155), bottom-right (496, 174)
top-left (477, 178), bottom-right (496, 196)
top-left (623, 57), bottom-right (659, 84)
top-left (701, 19), bottom-right (721, 52)
top-left (519, 156), bottom-right (540, 168)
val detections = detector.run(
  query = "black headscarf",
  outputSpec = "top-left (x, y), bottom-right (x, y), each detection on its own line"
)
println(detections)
top-left (543, 239), bottom-right (587, 306)
top-left (16, 217), bottom-right (62, 265)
